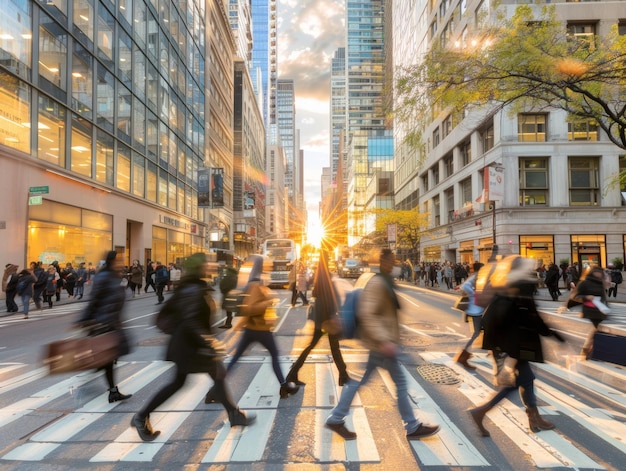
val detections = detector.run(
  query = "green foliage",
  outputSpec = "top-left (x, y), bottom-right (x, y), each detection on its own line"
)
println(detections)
top-left (369, 208), bottom-right (431, 252)
top-left (394, 6), bottom-right (626, 151)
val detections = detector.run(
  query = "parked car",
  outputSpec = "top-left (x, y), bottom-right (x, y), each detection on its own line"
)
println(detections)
top-left (339, 259), bottom-right (367, 279)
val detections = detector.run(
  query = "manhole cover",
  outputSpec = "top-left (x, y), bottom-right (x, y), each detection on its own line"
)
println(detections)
top-left (416, 363), bottom-right (461, 385)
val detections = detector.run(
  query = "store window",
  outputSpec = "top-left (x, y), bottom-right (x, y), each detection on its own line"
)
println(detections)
top-left (519, 157), bottom-right (548, 206)
top-left (1, 0), bottom-right (32, 80)
top-left (152, 226), bottom-right (167, 264)
top-left (518, 114), bottom-right (546, 142)
top-left (39, 13), bottom-right (68, 93)
top-left (95, 129), bottom-right (114, 184)
top-left (28, 200), bottom-right (112, 266)
top-left (37, 95), bottom-right (66, 166)
top-left (520, 235), bottom-right (554, 265)
top-left (569, 157), bottom-right (599, 205)
top-left (571, 235), bottom-right (605, 268)
top-left (70, 114), bottom-right (92, 177)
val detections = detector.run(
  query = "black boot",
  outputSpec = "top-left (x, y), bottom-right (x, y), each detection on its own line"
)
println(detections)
top-left (338, 373), bottom-right (351, 386)
top-left (279, 381), bottom-right (300, 398)
top-left (286, 370), bottom-right (306, 386)
top-left (108, 386), bottom-right (132, 403)
top-left (204, 386), bottom-right (216, 404)
top-left (229, 409), bottom-right (256, 427)
top-left (131, 414), bottom-right (160, 441)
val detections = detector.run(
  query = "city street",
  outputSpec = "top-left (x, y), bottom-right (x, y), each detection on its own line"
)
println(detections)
top-left (0, 284), bottom-right (625, 470)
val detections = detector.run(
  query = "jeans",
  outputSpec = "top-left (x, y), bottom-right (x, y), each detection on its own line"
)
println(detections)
top-left (327, 350), bottom-right (419, 433)
top-left (228, 328), bottom-right (286, 384)
top-left (484, 359), bottom-right (536, 409)
top-left (20, 294), bottom-right (31, 315)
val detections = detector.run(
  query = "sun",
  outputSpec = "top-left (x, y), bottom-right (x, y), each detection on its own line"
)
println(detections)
top-left (307, 220), bottom-right (325, 248)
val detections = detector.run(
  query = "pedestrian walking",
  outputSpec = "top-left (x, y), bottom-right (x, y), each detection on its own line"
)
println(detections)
top-left (285, 249), bottom-right (350, 387)
top-left (454, 262), bottom-right (484, 369)
top-left (544, 263), bottom-right (561, 301)
top-left (2, 263), bottom-right (19, 313)
top-left (32, 262), bottom-right (46, 310)
top-left (204, 255), bottom-right (299, 403)
top-left (132, 253), bottom-right (256, 442)
top-left (76, 251), bottom-right (132, 403)
top-left (606, 263), bottom-right (622, 298)
top-left (128, 259), bottom-right (144, 297)
top-left (295, 260), bottom-right (309, 305)
top-left (288, 262), bottom-right (298, 306)
top-left (154, 261), bottom-right (169, 304)
top-left (43, 265), bottom-right (59, 308)
top-left (168, 263), bottom-right (181, 291)
top-left (218, 265), bottom-right (238, 329)
top-left (325, 249), bottom-right (440, 441)
top-left (50, 261), bottom-right (63, 301)
top-left (62, 263), bottom-right (77, 299)
top-left (16, 269), bottom-right (36, 319)
top-left (573, 266), bottom-right (611, 359)
top-left (144, 260), bottom-right (156, 293)
top-left (469, 256), bottom-right (564, 437)
top-left (74, 262), bottom-right (88, 299)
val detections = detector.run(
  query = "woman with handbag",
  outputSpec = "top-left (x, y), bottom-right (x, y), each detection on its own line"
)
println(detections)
top-left (285, 249), bottom-right (350, 387)
top-left (132, 253), bottom-right (255, 442)
top-left (204, 254), bottom-right (299, 403)
top-left (454, 262), bottom-right (484, 369)
top-left (468, 256), bottom-right (564, 437)
top-left (77, 251), bottom-right (132, 403)
top-left (573, 266), bottom-right (611, 359)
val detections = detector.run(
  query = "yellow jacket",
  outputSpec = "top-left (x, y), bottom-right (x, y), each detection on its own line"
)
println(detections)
top-left (239, 282), bottom-right (275, 331)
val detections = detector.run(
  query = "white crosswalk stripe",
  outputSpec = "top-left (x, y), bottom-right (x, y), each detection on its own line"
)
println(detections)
top-left (0, 353), bottom-right (624, 467)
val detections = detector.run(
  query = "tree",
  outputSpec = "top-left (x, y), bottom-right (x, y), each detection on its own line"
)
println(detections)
top-left (395, 5), bottom-right (626, 157)
top-left (368, 208), bottom-right (432, 260)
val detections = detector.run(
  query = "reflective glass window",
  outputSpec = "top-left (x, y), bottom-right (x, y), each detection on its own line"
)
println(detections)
top-left (0, 0), bottom-right (32, 80)
top-left (146, 61), bottom-right (157, 110)
top-left (70, 114), bottom-right (93, 177)
top-left (73, 0), bottom-right (94, 46)
top-left (119, 0), bottom-right (133, 29)
top-left (133, 96), bottom-right (145, 150)
top-left (133, 0), bottom-right (146, 47)
top-left (159, 121), bottom-right (168, 164)
top-left (37, 95), bottom-right (66, 166)
top-left (146, 110), bottom-right (158, 159)
top-left (168, 175), bottom-right (176, 209)
top-left (117, 143), bottom-right (131, 192)
top-left (158, 167), bottom-right (168, 206)
top-left (39, 13), bottom-right (68, 91)
top-left (132, 151), bottom-right (145, 197)
top-left (147, 11), bottom-right (158, 60)
top-left (72, 42), bottom-right (93, 117)
top-left (95, 129), bottom-right (114, 184)
top-left (97, 3), bottom-right (114, 68)
top-left (0, 70), bottom-right (30, 153)
top-left (133, 46), bottom-right (146, 99)
top-left (118, 30), bottom-right (132, 86)
top-left (96, 65), bottom-right (114, 132)
top-left (117, 82), bottom-right (132, 140)
top-left (147, 160), bottom-right (157, 201)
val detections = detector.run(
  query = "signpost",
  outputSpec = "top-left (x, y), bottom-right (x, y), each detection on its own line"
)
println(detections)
top-left (28, 186), bottom-right (49, 206)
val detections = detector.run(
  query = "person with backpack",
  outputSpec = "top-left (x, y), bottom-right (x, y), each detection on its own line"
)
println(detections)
top-left (16, 268), bottom-right (36, 319)
top-left (574, 266), bottom-right (611, 359)
top-left (132, 253), bottom-right (256, 441)
top-left (218, 266), bottom-right (238, 329)
top-left (32, 261), bottom-right (47, 310)
top-left (62, 263), bottom-right (77, 299)
top-left (454, 262), bottom-right (485, 369)
top-left (203, 255), bottom-right (299, 404)
top-left (325, 249), bottom-right (440, 441)
top-left (144, 260), bottom-right (156, 293)
top-left (606, 263), bottom-right (623, 298)
top-left (43, 265), bottom-right (60, 308)
top-left (76, 250), bottom-right (132, 404)
top-left (3, 263), bottom-right (19, 313)
top-left (74, 262), bottom-right (88, 300)
top-left (285, 249), bottom-right (350, 387)
top-left (154, 261), bottom-right (169, 304)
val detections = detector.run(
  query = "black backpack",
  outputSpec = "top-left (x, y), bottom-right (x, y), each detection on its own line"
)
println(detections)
top-left (16, 276), bottom-right (31, 295)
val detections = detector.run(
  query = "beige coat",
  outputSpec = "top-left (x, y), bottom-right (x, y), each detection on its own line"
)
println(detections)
top-left (357, 274), bottom-right (400, 352)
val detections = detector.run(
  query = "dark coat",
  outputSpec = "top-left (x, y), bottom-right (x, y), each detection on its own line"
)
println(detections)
top-left (575, 272), bottom-right (608, 321)
top-left (78, 267), bottom-right (130, 358)
top-left (165, 278), bottom-right (218, 374)
top-left (481, 294), bottom-right (553, 363)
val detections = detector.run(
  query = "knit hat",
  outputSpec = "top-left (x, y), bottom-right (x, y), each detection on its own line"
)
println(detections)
top-left (184, 253), bottom-right (207, 275)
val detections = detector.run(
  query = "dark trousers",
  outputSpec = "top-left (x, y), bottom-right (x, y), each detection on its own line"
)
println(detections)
top-left (139, 362), bottom-right (236, 418)
top-left (5, 289), bottom-right (18, 312)
top-left (288, 328), bottom-right (347, 379)
top-left (228, 328), bottom-right (286, 384)
top-left (145, 276), bottom-right (155, 293)
top-left (156, 283), bottom-right (166, 303)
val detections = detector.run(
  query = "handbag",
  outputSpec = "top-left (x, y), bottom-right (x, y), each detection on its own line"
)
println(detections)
top-left (493, 351), bottom-right (517, 387)
top-left (120, 278), bottom-right (129, 287)
top-left (44, 330), bottom-right (120, 374)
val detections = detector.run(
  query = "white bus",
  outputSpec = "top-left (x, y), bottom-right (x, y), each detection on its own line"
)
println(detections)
top-left (262, 238), bottom-right (298, 288)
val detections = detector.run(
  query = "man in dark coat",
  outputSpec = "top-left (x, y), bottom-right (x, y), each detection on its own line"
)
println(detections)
top-left (131, 253), bottom-right (255, 442)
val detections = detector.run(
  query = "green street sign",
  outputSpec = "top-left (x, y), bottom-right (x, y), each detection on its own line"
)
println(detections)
top-left (29, 196), bottom-right (43, 205)
top-left (29, 185), bottom-right (49, 195)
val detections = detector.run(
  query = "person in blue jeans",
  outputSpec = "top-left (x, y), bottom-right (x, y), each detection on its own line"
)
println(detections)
top-left (16, 269), bottom-right (36, 319)
top-left (325, 249), bottom-right (440, 441)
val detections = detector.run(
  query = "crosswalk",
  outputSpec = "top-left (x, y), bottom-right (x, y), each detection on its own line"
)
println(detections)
top-left (0, 351), bottom-right (624, 468)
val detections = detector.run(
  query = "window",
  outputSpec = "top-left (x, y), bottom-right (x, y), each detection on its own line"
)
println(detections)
top-left (117, 143), bottom-right (131, 192)
top-left (445, 188), bottom-right (454, 222)
top-left (519, 158), bottom-right (548, 206)
top-left (432, 164), bottom-right (439, 185)
top-left (422, 173), bottom-right (429, 192)
top-left (432, 126), bottom-right (440, 148)
top-left (569, 157), bottom-right (599, 205)
top-left (0, 72), bottom-right (31, 154)
top-left (518, 114), bottom-right (546, 142)
top-left (460, 177), bottom-right (472, 205)
top-left (619, 20), bottom-right (626, 36)
top-left (460, 140), bottom-right (471, 166)
top-left (38, 95), bottom-right (66, 166)
top-left (95, 129), bottom-right (114, 184)
top-left (568, 118), bottom-right (598, 141)
top-left (481, 122), bottom-right (494, 153)
top-left (70, 114), bottom-right (93, 177)
top-left (444, 154), bottom-right (453, 177)
top-left (72, 43), bottom-right (93, 117)
top-left (97, 3), bottom-right (115, 68)
top-left (442, 114), bottom-right (453, 138)
top-left (433, 195), bottom-right (440, 226)
top-left (567, 22), bottom-right (596, 51)
top-left (39, 14), bottom-right (68, 92)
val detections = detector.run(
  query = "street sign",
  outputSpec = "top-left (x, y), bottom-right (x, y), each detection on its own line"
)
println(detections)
top-left (29, 196), bottom-right (43, 205)
top-left (29, 186), bottom-right (49, 195)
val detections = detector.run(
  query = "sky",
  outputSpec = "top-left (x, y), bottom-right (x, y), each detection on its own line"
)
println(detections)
top-left (276, 0), bottom-right (345, 237)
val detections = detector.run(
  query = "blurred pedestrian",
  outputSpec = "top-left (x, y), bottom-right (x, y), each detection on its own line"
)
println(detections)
top-left (154, 261), bottom-right (169, 304)
top-left (128, 259), bottom-right (144, 297)
top-left (43, 265), bottom-right (59, 308)
top-left (454, 262), bottom-right (484, 369)
top-left (288, 262), bottom-right (298, 306)
top-left (32, 261), bottom-right (46, 310)
top-left (325, 249), bottom-right (440, 441)
top-left (76, 251), bottom-right (132, 403)
top-left (74, 262), bottom-right (88, 300)
top-left (574, 266), bottom-right (611, 359)
top-left (144, 260), bottom-right (156, 293)
top-left (469, 256), bottom-right (564, 437)
top-left (218, 265), bottom-right (238, 329)
top-left (295, 260), bottom-right (309, 305)
top-left (204, 255), bottom-right (299, 403)
top-left (3, 263), bottom-right (19, 313)
top-left (606, 263), bottom-right (622, 298)
top-left (168, 263), bottom-right (181, 291)
top-left (132, 253), bottom-right (256, 442)
top-left (544, 263), bottom-right (561, 301)
top-left (50, 261), bottom-right (63, 302)
top-left (16, 268), bottom-right (36, 319)
top-left (286, 249), bottom-right (350, 387)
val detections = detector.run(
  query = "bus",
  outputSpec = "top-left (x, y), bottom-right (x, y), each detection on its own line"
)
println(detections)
top-left (261, 238), bottom-right (298, 288)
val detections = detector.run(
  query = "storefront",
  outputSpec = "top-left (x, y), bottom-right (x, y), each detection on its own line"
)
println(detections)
top-left (571, 235), bottom-right (606, 268)
top-left (520, 235), bottom-right (554, 267)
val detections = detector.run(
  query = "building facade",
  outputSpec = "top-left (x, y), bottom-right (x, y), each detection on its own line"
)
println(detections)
top-left (392, 0), bottom-right (626, 268)
top-left (0, 0), bottom-right (212, 274)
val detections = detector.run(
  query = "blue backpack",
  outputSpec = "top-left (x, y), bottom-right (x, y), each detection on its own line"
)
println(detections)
top-left (338, 287), bottom-right (363, 339)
